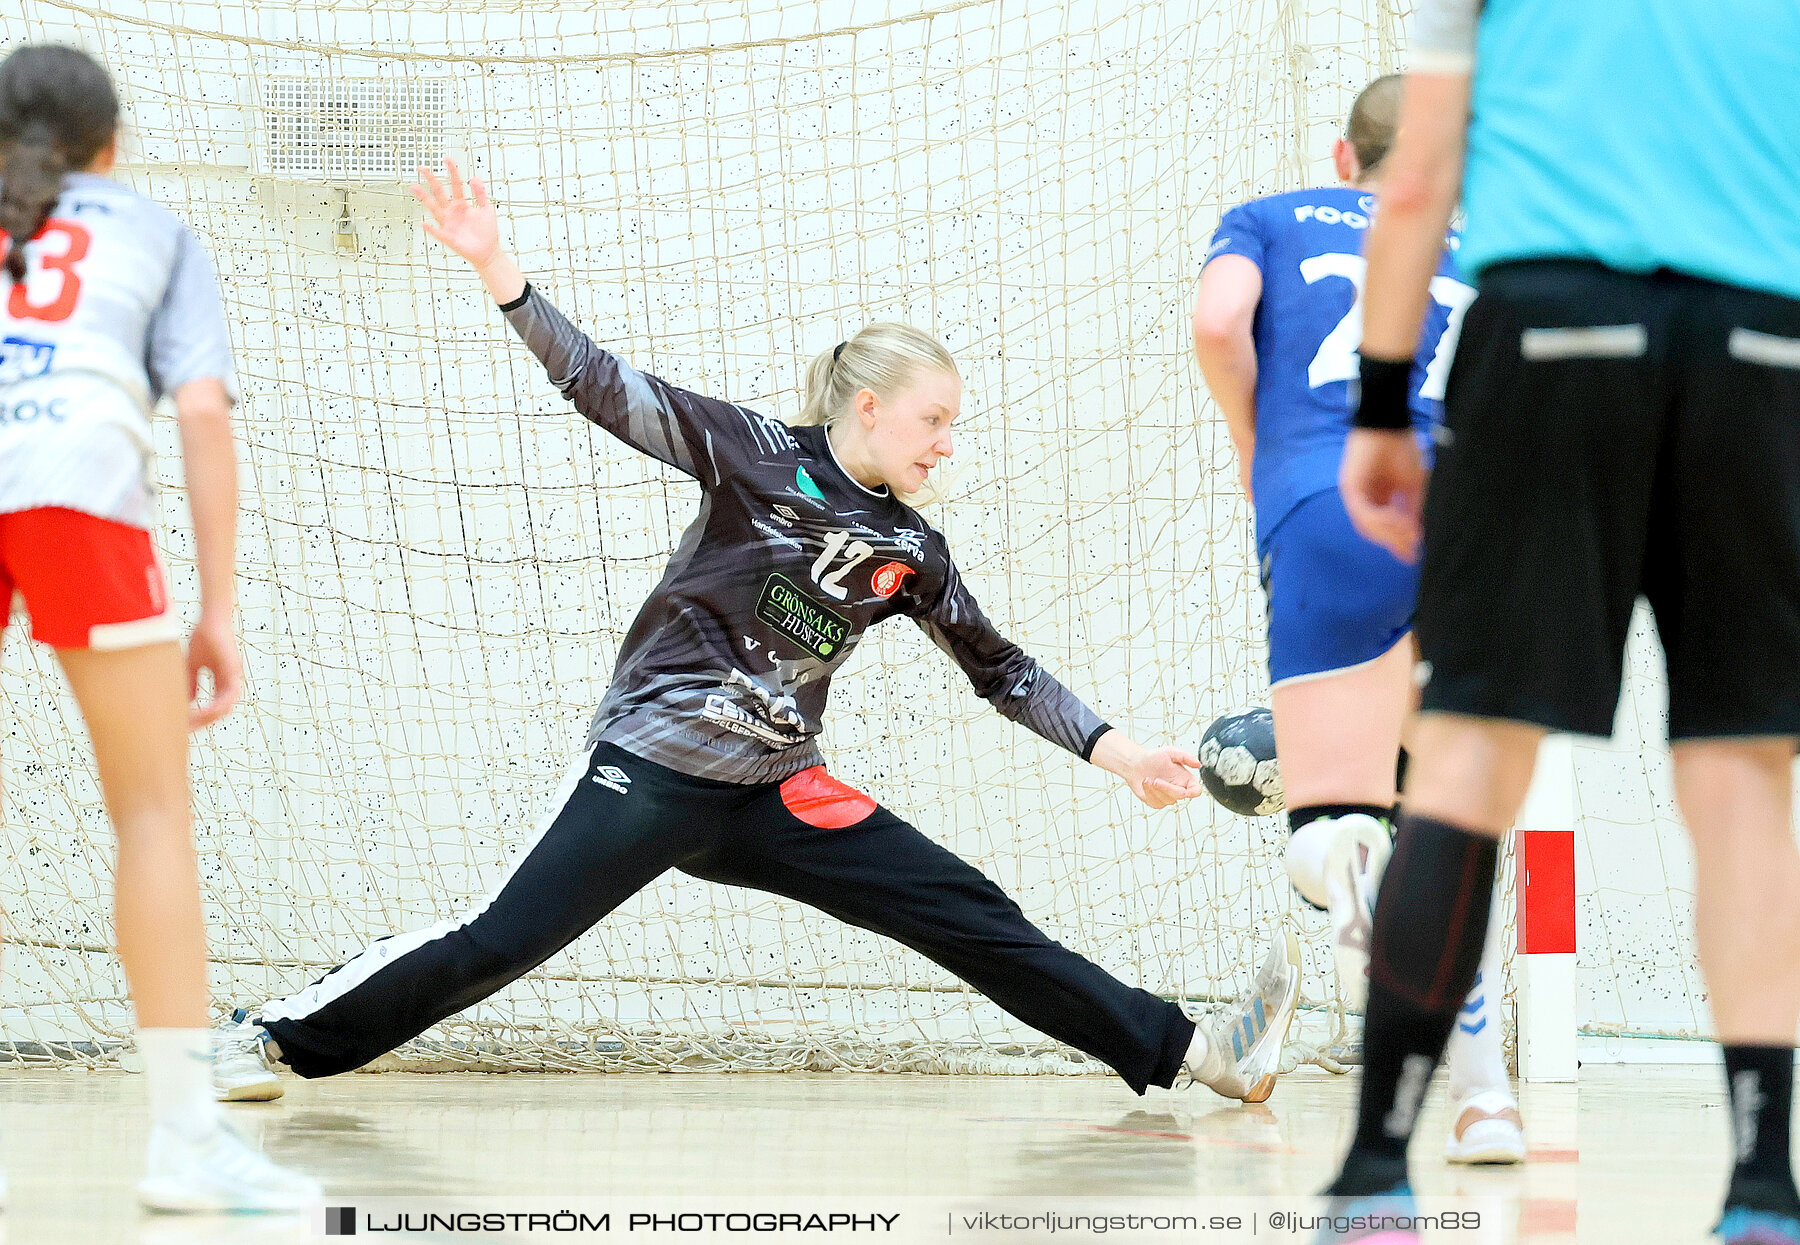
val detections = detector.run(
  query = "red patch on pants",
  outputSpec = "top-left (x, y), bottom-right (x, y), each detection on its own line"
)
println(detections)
top-left (780, 766), bottom-right (877, 828)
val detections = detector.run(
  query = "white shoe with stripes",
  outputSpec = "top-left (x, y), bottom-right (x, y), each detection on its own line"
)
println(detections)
top-left (1186, 928), bottom-right (1303, 1103)
top-left (214, 1011), bottom-right (284, 1103)
top-left (1319, 814), bottom-right (1393, 1012)
top-left (138, 1116), bottom-right (321, 1212)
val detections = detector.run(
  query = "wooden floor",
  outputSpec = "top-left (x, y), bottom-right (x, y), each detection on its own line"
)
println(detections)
top-left (0, 1063), bottom-right (1734, 1242)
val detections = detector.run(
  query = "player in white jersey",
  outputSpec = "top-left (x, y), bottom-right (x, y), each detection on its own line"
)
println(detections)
top-left (0, 45), bottom-right (318, 1212)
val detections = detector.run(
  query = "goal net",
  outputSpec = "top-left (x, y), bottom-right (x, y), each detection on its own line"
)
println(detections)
top-left (1, 0), bottom-right (1701, 1074)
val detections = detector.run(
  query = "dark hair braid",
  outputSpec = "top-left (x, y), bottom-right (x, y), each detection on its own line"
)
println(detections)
top-left (0, 45), bottom-right (118, 283)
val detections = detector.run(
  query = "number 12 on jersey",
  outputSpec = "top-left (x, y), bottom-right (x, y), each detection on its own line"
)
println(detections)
top-left (1301, 252), bottom-right (1475, 401)
top-left (810, 529), bottom-right (875, 601)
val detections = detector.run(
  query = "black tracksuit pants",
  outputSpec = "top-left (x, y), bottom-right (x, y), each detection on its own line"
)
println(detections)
top-left (259, 743), bottom-right (1194, 1094)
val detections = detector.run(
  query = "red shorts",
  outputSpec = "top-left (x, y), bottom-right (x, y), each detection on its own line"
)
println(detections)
top-left (0, 507), bottom-right (179, 650)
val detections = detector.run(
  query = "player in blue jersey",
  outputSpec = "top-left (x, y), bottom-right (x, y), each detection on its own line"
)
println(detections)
top-left (1192, 76), bottom-right (1522, 1164)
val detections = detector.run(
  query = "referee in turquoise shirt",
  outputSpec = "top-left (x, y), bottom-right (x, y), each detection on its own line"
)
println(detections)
top-left (1331, 2), bottom-right (1800, 1242)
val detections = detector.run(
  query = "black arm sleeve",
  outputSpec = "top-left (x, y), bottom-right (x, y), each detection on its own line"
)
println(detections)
top-left (502, 284), bottom-right (772, 485)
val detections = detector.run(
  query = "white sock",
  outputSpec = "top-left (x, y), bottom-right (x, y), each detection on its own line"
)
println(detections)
top-left (1446, 903), bottom-right (1514, 1103)
top-left (140, 1028), bottom-right (222, 1136)
top-left (1184, 1022), bottom-right (1228, 1083)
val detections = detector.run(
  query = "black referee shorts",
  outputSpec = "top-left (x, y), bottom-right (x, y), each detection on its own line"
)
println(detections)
top-left (1416, 259), bottom-right (1800, 740)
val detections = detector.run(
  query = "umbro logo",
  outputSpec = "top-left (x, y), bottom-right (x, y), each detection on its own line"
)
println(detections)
top-left (771, 504), bottom-right (801, 525)
top-left (591, 765), bottom-right (632, 796)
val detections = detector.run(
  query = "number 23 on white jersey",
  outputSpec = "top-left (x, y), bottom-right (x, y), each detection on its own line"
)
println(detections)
top-left (1300, 252), bottom-right (1476, 402)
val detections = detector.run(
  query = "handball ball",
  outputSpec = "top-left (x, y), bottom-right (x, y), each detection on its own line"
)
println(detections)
top-left (1198, 707), bottom-right (1283, 817)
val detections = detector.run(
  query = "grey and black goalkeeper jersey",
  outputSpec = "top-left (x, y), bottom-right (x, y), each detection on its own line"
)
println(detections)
top-left (503, 284), bottom-right (1111, 784)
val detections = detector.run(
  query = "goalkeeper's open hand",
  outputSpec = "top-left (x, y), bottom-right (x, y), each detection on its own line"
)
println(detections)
top-left (1091, 732), bottom-right (1204, 810)
top-left (413, 159), bottom-right (527, 305)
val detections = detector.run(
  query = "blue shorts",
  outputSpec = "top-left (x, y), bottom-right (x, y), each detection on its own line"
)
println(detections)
top-left (1261, 488), bottom-right (1418, 687)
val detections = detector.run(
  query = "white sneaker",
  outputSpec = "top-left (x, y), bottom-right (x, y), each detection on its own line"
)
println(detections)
top-left (1443, 1088), bottom-right (1526, 1164)
top-left (1320, 814), bottom-right (1392, 1011)
top-left (1186, 928), bottom-right (1303, 1103)
top-left (138, 1116), bottom-right (322, 1212)
top-left (214, 1011), bottom-right (283, 1102)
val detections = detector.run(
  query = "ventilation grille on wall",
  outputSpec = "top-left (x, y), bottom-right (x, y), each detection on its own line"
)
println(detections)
top-left (261, 78), bottom-right (448, 182)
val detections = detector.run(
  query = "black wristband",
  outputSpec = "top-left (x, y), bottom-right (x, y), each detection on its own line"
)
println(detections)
top-left (1081, 722), bottom-right (1114, 762)
top-left (1353, 354), bottom-right (1415, 430)
top-left (497, 281), bottom-right (533, 313)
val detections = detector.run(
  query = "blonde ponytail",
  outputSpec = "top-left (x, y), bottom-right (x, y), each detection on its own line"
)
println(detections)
top-left (788, 322), bottom-right (961, 506)
top-left (792, 322), bottom-right (958, 430)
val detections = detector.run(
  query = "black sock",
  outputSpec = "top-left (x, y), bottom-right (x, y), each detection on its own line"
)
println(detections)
top-left (1327, 813), bottom-right (1499, 1196)
top-left (1723, 1045), bottom-right (1800, 1217)
top-left (1287, 803), bottom-right (1393, 835)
